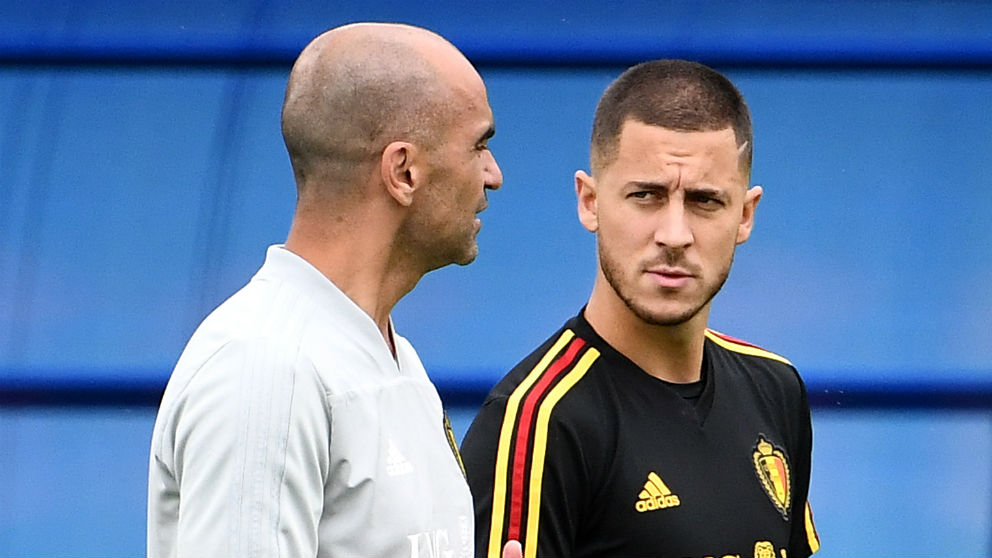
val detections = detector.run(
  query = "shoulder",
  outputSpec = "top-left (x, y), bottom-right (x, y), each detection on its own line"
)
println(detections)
top-left (163, 335), bottom-right (324, 419)
top-left (463, 323), bottom-right (615, 476)
top-left (705, 329), bottom-right (793, 367)
top-left (177, 271), bottom-right (378, 390)
top-left (161, 289), bottom-right (330, 424)
top-left (489, 325), bottom-right (605, 404)
top-left (705, 328), bottom-right (807, 394)
top-left (475, 324), bottom-right (617, 450)
top-left (152, 334), bottom-right (329, 464)
top-left (174, 290), bottom-right (318, 388)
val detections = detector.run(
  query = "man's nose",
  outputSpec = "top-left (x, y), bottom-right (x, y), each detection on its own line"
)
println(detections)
top-left (484, 150), bottom-right (503, 190)
top-left (653, 201), bottom-right (693, 249)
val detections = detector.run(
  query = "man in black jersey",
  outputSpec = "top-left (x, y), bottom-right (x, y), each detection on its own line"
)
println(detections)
top-left (461, 60), bottom-right (820, 558)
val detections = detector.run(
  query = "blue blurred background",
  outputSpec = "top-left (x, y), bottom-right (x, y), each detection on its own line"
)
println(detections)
top-left (2, 1), bottom-right (991, 556)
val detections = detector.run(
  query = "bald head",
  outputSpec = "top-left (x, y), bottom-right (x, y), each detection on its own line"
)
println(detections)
top-left (281, 23), bottom-right (481, 199)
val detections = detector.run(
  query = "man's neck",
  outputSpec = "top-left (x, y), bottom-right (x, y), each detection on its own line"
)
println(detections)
top-left (584, 282), bottom-right (709, 384)
top-left (285, 217), bottom-right (421, 353)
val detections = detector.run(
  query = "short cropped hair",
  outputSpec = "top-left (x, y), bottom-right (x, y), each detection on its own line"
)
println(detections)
top-left (590, 59), bottom-right (753, 175)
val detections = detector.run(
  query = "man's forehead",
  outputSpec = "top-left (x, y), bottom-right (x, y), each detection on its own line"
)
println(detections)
top-left (618, 120), bottom-right (736, 143)
top-left (604, 122), bottom-right (748, 184)
top-left (614, 123), bottom-right (736, 160)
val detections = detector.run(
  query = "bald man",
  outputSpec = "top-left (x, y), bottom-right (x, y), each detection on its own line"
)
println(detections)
top-left (148, 23), bottom-right (502, 558)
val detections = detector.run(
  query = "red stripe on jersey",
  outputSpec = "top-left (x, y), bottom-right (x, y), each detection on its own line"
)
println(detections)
top-left (707, 329), bottom-right (762, 350)
top-left (506, 337), bottom-right (587, 542)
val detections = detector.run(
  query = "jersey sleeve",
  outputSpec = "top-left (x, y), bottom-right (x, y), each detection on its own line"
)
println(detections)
top-left (462, 394), bottom-right (590, 558)
top-left (789, 372), bottom-right (821, 557)
top-left (165, 338), bottom-right (330, 558)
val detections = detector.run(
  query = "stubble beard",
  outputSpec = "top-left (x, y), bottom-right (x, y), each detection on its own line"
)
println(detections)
top-left (401, 194), bottom-right (480, 273)
top-left (428, 224), bottom-right (481, 272)
top-left (598, 241), bottom-right (733, 327)
top-left (452, 235), bottom-right (479, 266)
top-left (446, 214), bottom-right (481, 267)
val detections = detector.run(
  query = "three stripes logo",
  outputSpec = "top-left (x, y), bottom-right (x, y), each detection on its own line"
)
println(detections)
top-left (634, 472), bottom-right (681, 512)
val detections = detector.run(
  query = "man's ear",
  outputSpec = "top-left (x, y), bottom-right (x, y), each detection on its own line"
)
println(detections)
top-left (736, 184), bottom-right (763, 244)
top-left (381, 141), bottom-right (424, 207)
top-left (575, 170), bottom-right (599, 233)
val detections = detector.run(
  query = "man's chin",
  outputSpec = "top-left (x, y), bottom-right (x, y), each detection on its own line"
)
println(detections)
top-left (627, 300), bottom-right (703, 328)
top-left (454, 244), bottom-right (479, 266)
top-left (424, 246), bottom-right (477, 273)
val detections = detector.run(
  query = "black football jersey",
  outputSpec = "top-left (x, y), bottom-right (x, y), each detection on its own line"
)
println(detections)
top-left (461, 311), bottom-right (819, 558)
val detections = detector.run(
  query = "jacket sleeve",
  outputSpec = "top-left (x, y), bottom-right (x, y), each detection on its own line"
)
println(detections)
top-left (461, 393), bottom-right (590, 558)
top-left (166, 338), bottom-right (330, 558)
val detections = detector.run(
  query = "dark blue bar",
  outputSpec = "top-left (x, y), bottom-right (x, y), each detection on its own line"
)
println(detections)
top-left (3, 35), bottom-right (992, 69)
top-left (2, 368), bottom-right (990, 409)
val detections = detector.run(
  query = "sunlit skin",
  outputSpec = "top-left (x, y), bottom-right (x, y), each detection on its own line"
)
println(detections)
top-left (411, 74), bottom-right (502, 269)
top-left (282, 23), bottom-right (502, 353)
top-left (576, 120), bottom-right (761, 383)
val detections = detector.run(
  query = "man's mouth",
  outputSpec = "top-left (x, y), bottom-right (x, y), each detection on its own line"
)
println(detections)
top-left (645, 267), bottom-right (694, 288)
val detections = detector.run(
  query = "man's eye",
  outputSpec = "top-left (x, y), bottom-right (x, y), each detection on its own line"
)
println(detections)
top-left (691, 195), bottom-right (724, 209)
top-left (629, 191), bottom-right (655, 200)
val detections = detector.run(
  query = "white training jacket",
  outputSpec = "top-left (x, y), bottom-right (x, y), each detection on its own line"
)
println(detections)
top-left (148, 245), bottom-right (474, 558)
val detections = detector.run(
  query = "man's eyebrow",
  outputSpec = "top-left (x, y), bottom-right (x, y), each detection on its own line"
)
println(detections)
top-left (685, 185), bottom-right (731, 199)
top-left (625, 180), bottom-right (671, 190)
top-left (625, 181), bottom-right (731, 199)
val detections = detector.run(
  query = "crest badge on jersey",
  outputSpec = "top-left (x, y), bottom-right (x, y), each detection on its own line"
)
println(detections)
top-left (752, 436), bottom-right (791, 519)
top-left (753, 540), bottom-right (776, 558)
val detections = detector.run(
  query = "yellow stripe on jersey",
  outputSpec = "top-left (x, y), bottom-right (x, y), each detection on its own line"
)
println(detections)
top-left (705, 329), bottom-right (793, 366)
top-left (487, 330), bottom-right (576, 558)
top-left (524, 347), bottom-right (600, 558)
top-left (805, 501), bottom-right (820, 553)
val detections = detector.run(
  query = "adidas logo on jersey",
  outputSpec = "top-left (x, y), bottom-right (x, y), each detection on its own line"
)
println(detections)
top-left (634, 472), bottom-right (681, 512)
top-left (386, 438), bottom-right (414, 477)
